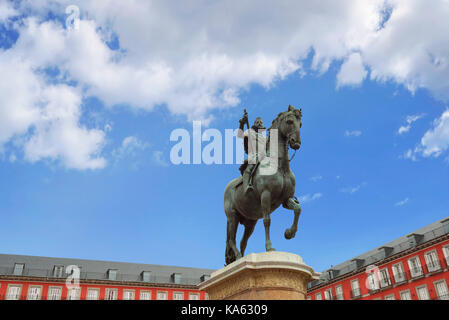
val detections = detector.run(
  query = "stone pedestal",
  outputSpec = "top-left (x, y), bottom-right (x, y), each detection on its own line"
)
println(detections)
top-left (199, 251), bottom-right (320, 300)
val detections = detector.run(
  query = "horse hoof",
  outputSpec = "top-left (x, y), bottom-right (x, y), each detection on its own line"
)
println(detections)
top-left (284, 229), bottom-right (296, 239)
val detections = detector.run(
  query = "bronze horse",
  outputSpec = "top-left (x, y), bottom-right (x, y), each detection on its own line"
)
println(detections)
top-left (224, 105), bottom-right (303, 265)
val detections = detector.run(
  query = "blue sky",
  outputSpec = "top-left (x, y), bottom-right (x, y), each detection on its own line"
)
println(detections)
top-left (1, 1), bottom-right (449, 272)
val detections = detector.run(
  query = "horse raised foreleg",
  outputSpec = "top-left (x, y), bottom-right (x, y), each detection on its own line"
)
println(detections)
top-left (261, 190), bottom-right (275, 251)
top-left (283, 197), bottom-right (301, 239)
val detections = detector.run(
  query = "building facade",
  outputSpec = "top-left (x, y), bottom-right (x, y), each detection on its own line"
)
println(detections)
top-left (307, 217), bottom-right (449, 300)
top-left (0, 254), bottom-right (214, 300)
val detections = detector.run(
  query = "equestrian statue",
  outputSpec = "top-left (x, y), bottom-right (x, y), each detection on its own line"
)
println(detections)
top-left (224, 105), bottom-right (303, 265)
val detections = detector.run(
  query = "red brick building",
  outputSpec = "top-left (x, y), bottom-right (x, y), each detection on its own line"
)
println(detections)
top-left (307, 217), bottom-right (449, 300)
top-left (0, 254), bottom-right (213, 300)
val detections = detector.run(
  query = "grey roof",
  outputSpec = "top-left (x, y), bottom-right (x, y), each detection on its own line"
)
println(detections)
top-left (308, 216), bottom-right (449, 290)
top-left (0, 253), bottom-right (215, 286)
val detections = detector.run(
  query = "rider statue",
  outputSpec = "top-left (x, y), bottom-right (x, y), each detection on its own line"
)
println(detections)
top-left (237, 110), bottom-right (267, 194)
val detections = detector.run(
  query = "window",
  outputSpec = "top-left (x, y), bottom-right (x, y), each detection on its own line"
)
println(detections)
top-left (443, 245), bottom-right (449, 265)
top-left (27, 286), bottom-right (42, 300)
top-left (379, 268), bottom-right (391, 288)
top-left (105, 288), bottom-right (118, 300)
top-left (86, 288), bottom-right (99, 300)
top-left (315, 292), bottom-right (322, 300)
top-left (307, 296), bottom-right (312, 300)
top-left (434, 280), bottom-right (449, 300)
top-left (67, 287), bottom-right (81, 300)
top-left (157, 291), bottom-right (168, 300)
top-left (367, 272), bottom-right (379, 291)
top-left (392, 262), bottom-right (406, 283)
top-left (335, 285), bottom-right (344, 300)
top-left (384, 294), bottom-right (395, 300)
top-left (173, 292), bottom-right (184, 300)
top-left (6, 285), bottom-right (22, 300)
top-left (189, 293), bottom-right (200, 300)
top-left (123, 290), bottom-right (135, 300)
top-left (416, 286), bottom-right (430, 300)
top-left (205, 293), bottom-right (209, 300)
top-left (400, 290), bottom-right (412, 300)
top-left (408, 256), bottom-right (423, 278)
top-left (424, 250), bottom-right (441, 272)
top-left (350, 279), bottom-right (361, 298)
top-left (53, 265), bottom-right (64, 278)
top-left (324, 288), bottom-right (333, 300)
top-left (48, 286), bottom-right (62, 300)
top-left (172, 273), bottom-right (182, 284)
top-left (108, 269), bottom-right (118, 281)
top-left (13, 263), bottom-right (24, 276)
top-left (140, 290), bottom-right (151, 300)
top-left (142, 271), bottom-right (151, 282)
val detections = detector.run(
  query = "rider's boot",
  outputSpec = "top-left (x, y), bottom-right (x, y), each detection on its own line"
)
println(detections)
top-left (243, 165), bottom-right (254, 194)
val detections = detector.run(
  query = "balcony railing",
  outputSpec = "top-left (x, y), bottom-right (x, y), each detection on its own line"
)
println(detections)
top-left (335, 293), bottom-right (345, 300)
top-left (393, 272), bottom-right (408, 284)
top-left (408, 267), bottom-right (424, 279)
top-left (379, 277), bottom-right (392, 288)
top-left (0, 265), bottom-right (204, 285)
top-left (350, 288), bottom-right (361, 299)
top-left (424, 260), bottom-right (442, 273)
top-left (436, 294), bottom-right (449, 300)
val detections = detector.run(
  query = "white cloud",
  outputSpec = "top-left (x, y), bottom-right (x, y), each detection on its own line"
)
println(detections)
top-left (2, 0), bottom-right (449, 169)
top-left (112, 136), bottom-right (149, 161)
top-left (398, 113), bottom-right (425, 135)
top-left (298, 193), bottom-right (323, 203)
top-left (395, 197), bottom-right (409, 206)
top-left (340, 182), bottom-right (367, 194)
top-left (153, 150), bottom-right (169, 167)
top-left (405, 110), bottom-right (449, 161)
top-left (310, 175), bottom-right (323, 182)
top-left (337, 52), bottom-right (368, 87)
top-left (345, 130), bottom-right (362, 137)
top-left (0, 1), bottom-right (17, 22)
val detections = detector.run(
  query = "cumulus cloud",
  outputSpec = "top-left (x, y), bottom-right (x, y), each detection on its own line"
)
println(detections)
top-left (298, 193), bottom-right (323, 204)
top-left (2, 0), bottom-right (449, 169)
top-left (398, 114), bottom-right (425, 135)
top-left (340, 182), bottom-right (367, 194)
top-left (395, 197), bottom-right (409, 206)
top-left (112, 136), bottom-right (149, 161)
top-left (345, 130), bottom-right (362, 137)
top-left (337, 52), bottom-right (368, 87)
top-left (404, 110), bottom-right (449, 161)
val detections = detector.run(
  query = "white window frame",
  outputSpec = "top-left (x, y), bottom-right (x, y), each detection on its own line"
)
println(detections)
top-left (424, 249), bottom-right (441, 272)
top-left (434, 279), bottom-right (449, 300)
top-left (442, 245), bottom-right (449, 265)
top-left (139, 290), bottom-right (151, 300)
top-left (188, 293), bottom-right (200, 300)
top-left (350, 279), bottom-right (361, 297)
top-left (315, 292), bottom-right (322, 300)
top-left (399, 290), bottom-right (412, 300)
top-left (86, 288), bottom-right (100, 300)
top-left (335, 285), bottom-right (344, 300)
top-left (6, 284), bottom-right (22, 300)
top-left (123, 289), bottom-right (135, 300)
top-left (416, 285), bottom-right (430, 300)
top-left (367, 272), bottom-right (379, 291)
top-left (392, 262), bottom-right (406, 283)
top-left (157, 291), bottom-right (168, 300)
top-left (27, 285), bottom-right (42, 300)
top-left (47, 286), bottom-right (62, 300)
top-left (173, 291), bottom-right (184, 300)
top-left (324, 288), bottom-right (333, 300)
top-left (53, 265), bottom-right (64, 278)
top-left (408, 256), bottom-right (423, 278)
top-left (384, 294), bottom-right (395, 300)
top-left (67, 287), bottom-right (81, 300)
top-left (379, 268), bottom-right (391, 288)
top-left (105, 288), bottom-right (118, 300)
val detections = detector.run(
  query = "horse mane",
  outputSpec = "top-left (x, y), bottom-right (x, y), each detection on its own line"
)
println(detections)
top-left (267, 105), bottom-right (302, 144)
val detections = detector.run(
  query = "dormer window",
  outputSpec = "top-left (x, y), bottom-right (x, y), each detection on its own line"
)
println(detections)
top-left (200, 274), bottom-right (210, 282)
top-left (171, 273), bottom-right (181, 284)
top-left (53, 265), bottom-right (64, 278)
top-left (13, 263), bottom-right (24, 276)
top-left (141, 271), bottom-right (151, 282)
top-left (108, 269), bottom-right (118, 281)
